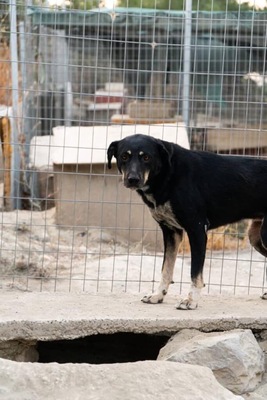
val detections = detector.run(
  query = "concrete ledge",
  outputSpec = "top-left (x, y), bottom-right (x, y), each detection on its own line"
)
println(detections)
top-left (0, 292), bottom-right (266, 341)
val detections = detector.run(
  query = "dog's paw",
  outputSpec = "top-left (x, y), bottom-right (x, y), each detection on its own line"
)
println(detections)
top-left (175, 298), bottom-right (198, 310)
top-left (141, 293), bottom-right (164, 304)
top-left (261, 292), bottom-right (267, 300)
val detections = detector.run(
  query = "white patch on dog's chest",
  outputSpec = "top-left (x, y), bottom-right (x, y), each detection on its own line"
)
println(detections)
top-left (147, 197), bottom-right (183, 230)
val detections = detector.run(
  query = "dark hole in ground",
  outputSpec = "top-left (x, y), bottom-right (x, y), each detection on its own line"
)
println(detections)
top-left (37, 333), bottom-right (169, 364)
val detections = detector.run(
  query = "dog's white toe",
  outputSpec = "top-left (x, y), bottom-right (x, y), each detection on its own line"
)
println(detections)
top-left (176, 298), bottom-right (198, 310)
top-left (141, 293), bottom-right (164, 304)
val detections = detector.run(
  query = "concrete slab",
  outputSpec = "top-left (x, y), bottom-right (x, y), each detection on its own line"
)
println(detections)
top-left (52, 123), bottom-right (189, 165)
top-left (30, 124), bottom-right (189, 169)
top-left (0, 359), bottom-right (243, 400)
top-left (29, 135), bottom-right (55, 168)
top-left (0, 292), bottom-right (266, 341)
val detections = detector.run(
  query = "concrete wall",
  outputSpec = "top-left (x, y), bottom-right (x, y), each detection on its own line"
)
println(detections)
top-left (53, 163), bottom-right (162, 248)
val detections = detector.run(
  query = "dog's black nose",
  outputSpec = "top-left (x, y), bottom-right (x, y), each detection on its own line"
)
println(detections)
top-left (127, 173), bottom-right (140, 187)
top-left (128, 176), bottom-right (140, 186)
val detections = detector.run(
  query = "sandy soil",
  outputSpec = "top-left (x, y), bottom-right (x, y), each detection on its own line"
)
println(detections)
top-left (0, 207), bottom-right (266, 299)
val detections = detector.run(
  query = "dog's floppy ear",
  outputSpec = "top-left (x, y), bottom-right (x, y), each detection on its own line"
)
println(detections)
top-left (107, 141), bottom-right (119, 169)
top-left (157, 139), bottom-right (173, 168)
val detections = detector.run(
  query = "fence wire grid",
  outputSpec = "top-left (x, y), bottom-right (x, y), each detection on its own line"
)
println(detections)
top-left (0, 1), bottom-right (267, 298)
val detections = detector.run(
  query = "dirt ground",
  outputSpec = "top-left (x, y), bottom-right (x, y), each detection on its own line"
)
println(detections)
top-left (0, 206), bottom-right (266, 299)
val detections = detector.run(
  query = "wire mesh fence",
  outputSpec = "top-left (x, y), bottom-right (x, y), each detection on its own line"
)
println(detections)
top-left (0, 1), bottom-right (266, 298)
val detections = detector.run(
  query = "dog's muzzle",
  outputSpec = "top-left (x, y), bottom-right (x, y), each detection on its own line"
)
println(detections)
top-left (124, 172), bottom-right (143, 189)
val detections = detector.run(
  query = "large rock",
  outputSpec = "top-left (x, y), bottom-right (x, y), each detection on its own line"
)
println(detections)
top-left (0, 358), bottom-right (243, 400)
top-left (158, 329), bottom-right (265, 395)
top-left (243, 374), bottom-right (267, 400)
top-left (259, 340), bottom-right (267, 370)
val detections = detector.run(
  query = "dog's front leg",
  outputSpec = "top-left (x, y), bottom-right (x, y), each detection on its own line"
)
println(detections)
top-left (142, 226), bottom-right (183, 304)
top-left (176, 226), bottom-right (207, 310)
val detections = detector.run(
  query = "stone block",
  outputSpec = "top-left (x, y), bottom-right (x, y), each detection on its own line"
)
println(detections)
top-left (158, 329), bottom-right (265, 395)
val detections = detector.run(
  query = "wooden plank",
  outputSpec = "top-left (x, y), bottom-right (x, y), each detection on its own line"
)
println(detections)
top-left (0, 117), bottom-right (12, 210)
top-left (207, 128), bottom-right (267, 151)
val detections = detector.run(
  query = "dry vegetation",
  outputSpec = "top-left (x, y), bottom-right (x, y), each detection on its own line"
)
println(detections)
top-left (180, 222), bottom-right (248, 253)
top-left (0, 42), bottom-right (12, 106)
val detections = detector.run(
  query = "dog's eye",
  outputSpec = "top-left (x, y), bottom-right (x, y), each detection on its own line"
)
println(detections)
top-left (121, 153), bottom-right (130, 162)
top-left (143, 154), bottom-right (151, 162)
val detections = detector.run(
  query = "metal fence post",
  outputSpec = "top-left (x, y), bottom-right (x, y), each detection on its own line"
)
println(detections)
top-left (9, 0), bottom-right (21, 209)
top-left (183, 0), bottom-right (192, 131)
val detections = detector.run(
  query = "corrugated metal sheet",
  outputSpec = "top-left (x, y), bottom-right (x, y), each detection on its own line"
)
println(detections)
top-left (28, 7), bottom-right (267, 41)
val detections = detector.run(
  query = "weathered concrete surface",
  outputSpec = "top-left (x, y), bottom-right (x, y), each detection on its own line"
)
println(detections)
top-left (0, 359), bottom-right (243, 400)
top-left (0, 340), bottom-right (38, 362)
top-left (0, 292), bottom-right (266, 341)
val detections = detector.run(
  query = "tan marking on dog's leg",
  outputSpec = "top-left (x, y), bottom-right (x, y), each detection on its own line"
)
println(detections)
top-left (155, 250), bottom-right (178, 300)
top-left (176, 274), bottom-right (205, 310)
top-left (142, 232), bottom-right (182, 304)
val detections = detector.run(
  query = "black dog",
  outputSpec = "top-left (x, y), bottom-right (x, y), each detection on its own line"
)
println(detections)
top-left (107, 134), bottom-right (267, 309)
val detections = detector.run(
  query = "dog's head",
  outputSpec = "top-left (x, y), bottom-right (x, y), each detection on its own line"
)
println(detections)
top-left (107, 134), bottom-right (173, 190)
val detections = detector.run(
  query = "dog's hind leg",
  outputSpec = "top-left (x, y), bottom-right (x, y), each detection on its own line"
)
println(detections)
top-left (176, 226), bottom-right (207, 310)
top-left (260, 215), bottom-right (267, 251)
top-left (141, 226), bottom-right (183, 304)
top-left (248, 219), bottom-right (267, 257)
top-left (259, 217), bottom-right (267, 299)
top-left (248, 218), bottom-right (267, 299)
